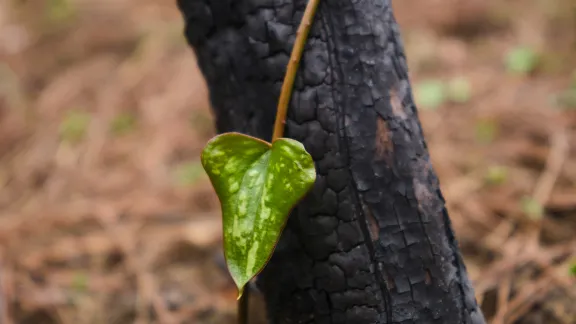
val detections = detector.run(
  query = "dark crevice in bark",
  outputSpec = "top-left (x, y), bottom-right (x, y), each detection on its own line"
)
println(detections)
top-left (322, 5), bottom-right (392, 321)
top-left (177, 0), bottom-right (486, 323)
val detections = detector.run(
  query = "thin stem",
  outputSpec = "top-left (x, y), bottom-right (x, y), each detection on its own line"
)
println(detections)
top-left (238, 284), bottom-right (250, 324)
top-left (271, 0), bottom-right (322, 142)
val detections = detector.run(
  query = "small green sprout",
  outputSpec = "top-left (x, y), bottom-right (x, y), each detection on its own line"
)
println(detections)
top-left (71, 272), bottom-right (89, 292)
top-left (59, 110), bottom-right (91, 143)
top-left (520, 196), bottom-right (543, 220)
top-left (447, 77), bottom-right (472, 103)
top-left (475, 119), bottom-right (498, 144)
top-left (110, 112), bottom-right (137, 136)
top-left (485, 165), bottom-right (508, 186)
top-left (569, 261), bottom-right (576, 277)
top-left (46, 0), bottom-right (76, 23)
top-left (505, 46), bottom-right (539, 75)
top-left (415, 80), bottom-right (446, 110)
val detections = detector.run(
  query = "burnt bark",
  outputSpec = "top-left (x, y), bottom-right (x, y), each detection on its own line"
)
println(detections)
top-left (177, 0), bottom-right (486, 323)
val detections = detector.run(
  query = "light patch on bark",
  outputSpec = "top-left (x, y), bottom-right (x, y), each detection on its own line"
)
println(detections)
top-left (375, 118), bottom-right (393, 164)
top-left (389, 87), bottom-right (408, 119)
top-left (364, 205), bottom-right (380, 241)
top-left (425, 268), bottom-right (432, 285)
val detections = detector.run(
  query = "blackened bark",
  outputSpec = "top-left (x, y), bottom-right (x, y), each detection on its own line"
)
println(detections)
top-left (177, 0), bottom-right (486, 323)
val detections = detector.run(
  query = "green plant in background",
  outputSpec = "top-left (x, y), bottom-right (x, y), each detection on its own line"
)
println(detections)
top-left (569, 260), bottom-right (576, 277)
top-left (110, 112), bottom-right (137, 136)
top-left (475, 119), bottom-right (499, 144)
top-left (46, 0), bottom-right (76, 23)
top-left (174, 162), bottom-right (205, 186)
top-left (505, 46), bottom-right (539, 75)
top-left (485, 165), bottom-right (508, 186)
top-left (552, 90), bottom-right (576, 110)
top-left (59, 110), bottom-right (91, 143)
top-left (415, 77), bottom-right (472, 109)
top-left (200, 0), bottom-right (320, 308)
top-left (551, 71), bottom-right (576, 110)
top-left (520, 196), bottom-right (543, 220)
top-left (415, 80), bottom-right (446, 110)
top-left (71, 272), bottom-right (89, 292)
top-left (447, 77), bottom-right (472, 103)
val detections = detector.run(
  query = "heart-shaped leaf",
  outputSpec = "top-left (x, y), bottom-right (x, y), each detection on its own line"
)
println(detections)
top-left (201, 133), bottom-right (316, 296)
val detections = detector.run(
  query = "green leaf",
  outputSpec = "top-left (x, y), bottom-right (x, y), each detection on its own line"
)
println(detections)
top-left (201, 133), bottom-right (316, 296)
top-left (505, 46), bottom-right (539, 75)
top-left (415, 80), bottom-right (446, 110)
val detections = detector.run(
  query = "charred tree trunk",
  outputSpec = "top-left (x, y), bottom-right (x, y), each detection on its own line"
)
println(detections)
top-left (177, 0), bottom-right (486, 323)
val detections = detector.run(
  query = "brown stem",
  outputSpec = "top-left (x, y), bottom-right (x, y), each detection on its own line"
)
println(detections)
top-left (271, 0), bottom-right (321, 142)
top-left (237, 286), bottom-right (249, 324)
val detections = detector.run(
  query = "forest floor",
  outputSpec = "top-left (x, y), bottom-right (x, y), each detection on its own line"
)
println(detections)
top-left (0, 0), bottom-right (575, 323)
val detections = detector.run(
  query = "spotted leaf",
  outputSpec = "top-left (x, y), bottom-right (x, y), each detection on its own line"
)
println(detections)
top-left (201, 132), bottom-right (316, 296)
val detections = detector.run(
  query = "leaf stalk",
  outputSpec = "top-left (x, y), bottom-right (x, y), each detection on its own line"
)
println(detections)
top-left (238, 286), bottom-right (249, 324)
top-left (271, 0), bottom-right (322, 142)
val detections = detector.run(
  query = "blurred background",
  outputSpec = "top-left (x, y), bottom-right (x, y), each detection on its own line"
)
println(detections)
top-left (0, 0), bottom-right (574, 323)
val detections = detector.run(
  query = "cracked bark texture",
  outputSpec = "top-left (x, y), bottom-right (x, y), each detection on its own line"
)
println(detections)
top-left (177, 0), bottom-right (486, 323)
